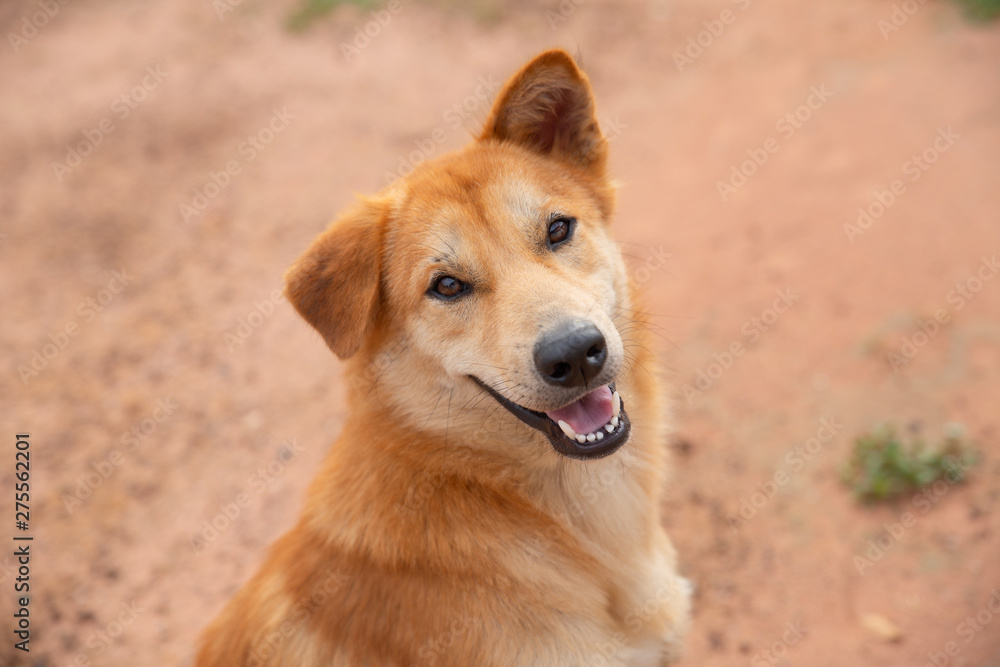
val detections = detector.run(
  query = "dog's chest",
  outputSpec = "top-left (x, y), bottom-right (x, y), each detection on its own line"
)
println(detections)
top-left (515, 463), bottom-right (688, 665)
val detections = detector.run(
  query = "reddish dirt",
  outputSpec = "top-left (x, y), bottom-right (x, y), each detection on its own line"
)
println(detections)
top-left (2, 0), bottom-right (999, 665)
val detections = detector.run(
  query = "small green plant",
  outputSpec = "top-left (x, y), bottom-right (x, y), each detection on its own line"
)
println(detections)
top-left (952, 0), bottom-right (1000, 22)
top-left (842, 425), bottom-right (976, 502)
top-left (287, 0), bottom-right (377, 32)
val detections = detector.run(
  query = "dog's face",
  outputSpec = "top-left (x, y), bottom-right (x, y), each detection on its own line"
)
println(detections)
top-left (286, 51), bottom-right (636, 460)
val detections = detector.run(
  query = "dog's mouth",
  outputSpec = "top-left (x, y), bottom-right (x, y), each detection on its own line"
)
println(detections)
top-left (470, 378), bottom-right (631, 460)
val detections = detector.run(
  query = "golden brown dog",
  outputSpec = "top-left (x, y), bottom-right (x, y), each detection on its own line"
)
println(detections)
top-left (196, 49), bottom-right (690, 667)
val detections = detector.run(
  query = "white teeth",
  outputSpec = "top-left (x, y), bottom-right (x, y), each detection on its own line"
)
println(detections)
top-left (563, 393), bottom-right (623, 445)
top-left (557, 420), bottom-right (577, 439)
top-left (558, 421), bottom-right (612, 444)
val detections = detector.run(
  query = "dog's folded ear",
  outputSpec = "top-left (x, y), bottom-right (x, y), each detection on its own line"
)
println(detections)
top-left (480, 49), bottom-right (606, 176)
top-left (285, 199), bottom-right (384, 359)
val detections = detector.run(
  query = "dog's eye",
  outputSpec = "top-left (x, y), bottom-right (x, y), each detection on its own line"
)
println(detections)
top-left (429, 275), bottom-right (468, 300)
top-left (547, 216), bottom-right (575, 247)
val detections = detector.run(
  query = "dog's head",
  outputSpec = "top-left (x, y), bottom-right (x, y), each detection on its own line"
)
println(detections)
top-left (286, 50), bottom-right (638, 460)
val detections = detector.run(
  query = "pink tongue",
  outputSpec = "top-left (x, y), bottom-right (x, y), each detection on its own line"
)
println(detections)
top-left (545, 385), bottom-right (614, 436)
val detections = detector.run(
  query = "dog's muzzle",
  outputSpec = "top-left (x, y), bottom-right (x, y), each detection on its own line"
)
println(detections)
top-left (471, 378), bottom-right (631, 460)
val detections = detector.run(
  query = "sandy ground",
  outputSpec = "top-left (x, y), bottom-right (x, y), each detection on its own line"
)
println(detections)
top-left (2, 0), bottom-right (999, 665)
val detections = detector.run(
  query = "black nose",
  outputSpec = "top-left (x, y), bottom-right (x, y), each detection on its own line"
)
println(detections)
top-left (534, 319), bottom-right (607, 388)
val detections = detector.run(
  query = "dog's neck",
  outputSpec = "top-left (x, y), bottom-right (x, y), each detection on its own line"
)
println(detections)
top-left (302, 359), bottom-right (668, 571)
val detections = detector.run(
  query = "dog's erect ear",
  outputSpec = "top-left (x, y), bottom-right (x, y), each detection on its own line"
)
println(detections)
top-left (480, 49), bottom-right (606, 176)
top-left (285, 199), bottom-right (384, 359)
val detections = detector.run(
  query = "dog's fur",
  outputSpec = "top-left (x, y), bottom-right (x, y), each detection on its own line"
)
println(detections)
top-left (196, 50), bottom-right (690, 667)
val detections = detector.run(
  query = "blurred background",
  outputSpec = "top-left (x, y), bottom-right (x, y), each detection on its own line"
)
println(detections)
top-left (2, 0), bottom-right (999, 664)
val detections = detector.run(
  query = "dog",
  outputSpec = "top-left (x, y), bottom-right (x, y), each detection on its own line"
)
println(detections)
top-left (196, 49), bottom-right (690, 667)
